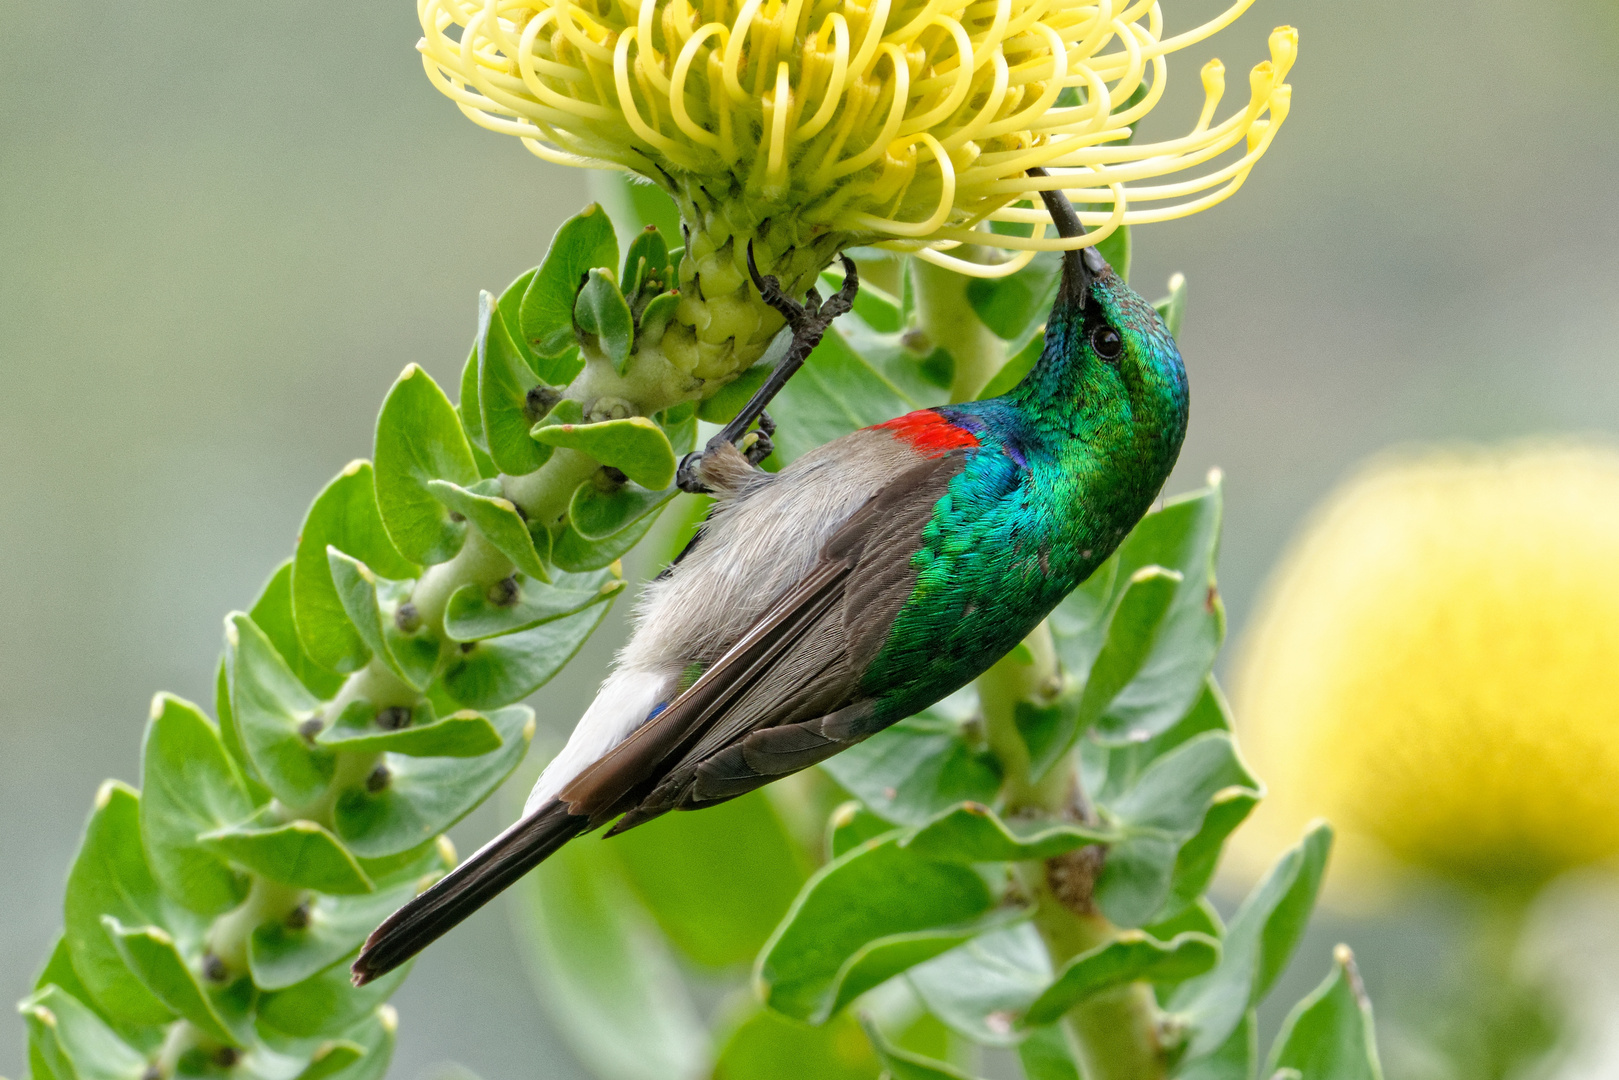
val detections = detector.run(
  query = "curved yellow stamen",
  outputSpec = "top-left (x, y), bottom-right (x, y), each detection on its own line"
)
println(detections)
top-left (613, 27), bottom-right (698, 166)
top-left (765, 61), bottom-right (792, 187)
top-left (829, 45), bottom-right (911, 178)
top-left (794, 14), bottom-right (850, 140)
top-left (636, 0), bottom-right (671, 94)
top-left (846, 133), bottom-right (957, 236)
top-left (669, 23), bottom-right (727, 148)
top-left (721, 0), bottom-right (765, 103)
top-left (897, 17), bottom-right (975, 136)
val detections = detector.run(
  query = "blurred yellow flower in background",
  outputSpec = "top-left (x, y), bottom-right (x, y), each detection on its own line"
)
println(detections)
top-left (1234, 442), bottom-right (1619, 895)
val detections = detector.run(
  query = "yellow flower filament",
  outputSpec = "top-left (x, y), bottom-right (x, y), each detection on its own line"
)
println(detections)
top-left (419, 0), bottom-right (1295, 277)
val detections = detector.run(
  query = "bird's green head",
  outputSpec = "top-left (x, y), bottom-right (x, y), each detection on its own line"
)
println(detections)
top-left (1014, 173), bottom-right (1189, 477)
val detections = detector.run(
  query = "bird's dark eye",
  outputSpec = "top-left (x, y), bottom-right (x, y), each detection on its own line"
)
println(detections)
top-left (1091, 325), bottom-right (1123, 362)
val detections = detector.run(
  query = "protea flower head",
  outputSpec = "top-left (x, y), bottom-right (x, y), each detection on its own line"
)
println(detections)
top-left (1234, 443), bottom-right (1619, 896)
top-left (419, 0), bottom-right (1294, 379)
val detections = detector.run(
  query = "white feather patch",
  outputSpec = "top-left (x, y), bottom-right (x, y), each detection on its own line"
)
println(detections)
top-left (524, 667), bottom-right (669, 814)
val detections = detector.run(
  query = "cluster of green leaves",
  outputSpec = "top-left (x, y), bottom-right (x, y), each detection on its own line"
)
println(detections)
top-left (22, 192), bottom-right (1384, 1080)
top-left (516, 230), bottom-right (1384, 1080)
top-left (20, 203), bottom-right (711, 1080)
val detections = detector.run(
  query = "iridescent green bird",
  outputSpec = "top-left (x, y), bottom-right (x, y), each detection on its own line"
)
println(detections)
top-left (354, 175), bottom-right (1189, 983)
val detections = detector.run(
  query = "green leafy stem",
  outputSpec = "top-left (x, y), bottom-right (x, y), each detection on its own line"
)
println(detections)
top-left (16, 201), bottom-right (801, 1080)
top-left (19, 195), bottom-right (1382, 1080)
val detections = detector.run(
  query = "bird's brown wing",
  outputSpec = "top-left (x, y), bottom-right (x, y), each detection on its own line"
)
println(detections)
top-left (558, 449), bottom-right (967, 832)
top-left (352, 447), bottom-right (969, 986)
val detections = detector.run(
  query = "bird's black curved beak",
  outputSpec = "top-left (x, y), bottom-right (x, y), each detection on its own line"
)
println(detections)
top-left (1027, 167), bottom-right (1108, 309)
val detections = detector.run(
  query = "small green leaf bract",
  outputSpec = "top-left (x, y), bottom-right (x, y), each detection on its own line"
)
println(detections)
top-left (251, 561), bottom-right (345, 700)
top-left (1078, 567), bottom-right (1180, 742)
top-left (101, 918), bottom-right (242, 1045)
top-left (459, 339), bottom-right (487, 453)
top-left (532, 416), bottom-right (677, 491)
top-left (1022, 930), bottom-right (1219, 1025)
top-left (978, 330), bottom-right (1045, 401)
top-left (1094, 224), bottom-right (1132, 284)
top-left (1018, 1024), bottom-right (1083, 1080)
top-left (635, 291), bottom-right (682, 351)
top-left (332, 705), bottom-right (534, 859)
top-left (325, 551), bottom-right (439, 691)
top-left (756, 833), bottom-right (999, 1023)
top-left (711, 1004), bottom-right (882, 1080)
top-left (820, 703), bottom-right (1001, 826)
top-left (316, 700), bottom-right (502, 758)
top-left (314, 1007), bottom-right (397, 1080)
top-left (442, 601), bottom-right (615, 708)
top-left (906, 924), bottom-right (1051, 1047)
top-left (373, 364), bottom-right (480, 566)
top-left (1093, 731), bottom-right (1257, 928)
top-left (427, 478), bottom-right (551, 581)
top-left (1154, 273), bottom-right (1188, 338)
top-left (1051, 480), bottom-right (1225, 748)
top-left (63, 782), bottom-right (190, 1027)
top-left (1177, 1010), bottom-right (1257, 1080)
top-left (476, 291), bottom-right (553, 476)
top-left (621, 225), bottom-right (669, 298)
top-left (569, 478), bottom-right (677, 542)
top-left (1170, 822), bottom-right (1334, 1057)
top-left (201, 811), bottom-right (375, 895)
top-left (574, 268), bottom-right (635, 372)
top-left (21, 984), bottom-right (149, 1080)
top-left (225, 611), bottom-right (333, 808)
top-left (292, 461), bottom-right (418, 675)
top-left (901, 801), bottom-right (1114, 863)
top-left (1159, 785), bottom-right (1259, 922)
top-left (520, 204), bottom-right (619, 359)
top-left (249, 877), bottom-right (433, 991)
top-left (1096, 484), bottom-right (1226, 743)
top-left (444, 566), bottom-right (622, 643)
top-left (827, 802), bottom-right (896, 860)
top-left (139, 694), bottom-right (252, 916)
top-left (551, 511), bottom-right (659, 573)
top-left (860, 1014), bottom-right (985, 1080)
top-left (257, 962), bottom-right (408, 1042)
top-left (966, 252), bottom-right (1062, 345)
top-left (1263, 946), bottom-right (1385, 1080)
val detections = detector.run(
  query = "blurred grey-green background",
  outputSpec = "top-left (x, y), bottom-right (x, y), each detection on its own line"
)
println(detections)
top-left (3, 0), bottom-right (1615, 1077)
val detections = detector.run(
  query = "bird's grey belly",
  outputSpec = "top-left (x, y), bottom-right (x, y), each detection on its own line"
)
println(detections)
top-left (618, 428), bottom-right (920, 673)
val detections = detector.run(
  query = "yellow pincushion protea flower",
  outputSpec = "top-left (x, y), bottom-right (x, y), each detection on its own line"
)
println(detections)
top-left (1234, 443), bottom-right (1619, 894)
top-left (418, 0), bottom-right (1294, 380)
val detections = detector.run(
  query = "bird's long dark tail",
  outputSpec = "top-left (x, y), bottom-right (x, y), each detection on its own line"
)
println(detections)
top-left (351, 799), bottom-right (588, 985)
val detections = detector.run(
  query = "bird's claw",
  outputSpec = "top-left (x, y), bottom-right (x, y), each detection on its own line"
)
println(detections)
top-left (745, 244), bottom-right (858, 340)
top-left (740, 409), bottom-right (776, 465)
top-left (674, 411), bottom-right (774, 494)
top-left (676, 451), bottom-right (708, 494)
top-left (678, 250), bottom-right (858, 496)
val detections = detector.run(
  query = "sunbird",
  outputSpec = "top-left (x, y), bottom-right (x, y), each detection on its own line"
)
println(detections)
top-left (353, 175), bottom-right (1189, 984)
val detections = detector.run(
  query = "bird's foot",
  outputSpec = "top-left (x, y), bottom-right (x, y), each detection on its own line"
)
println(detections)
top-left (675, 448), bottom-right (710, 494)
top-left (676, 249), bottom-right (858, 495)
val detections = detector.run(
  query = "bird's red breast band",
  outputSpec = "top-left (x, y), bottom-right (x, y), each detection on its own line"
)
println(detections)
top-left (875, 410), bottom-right (981, 457)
